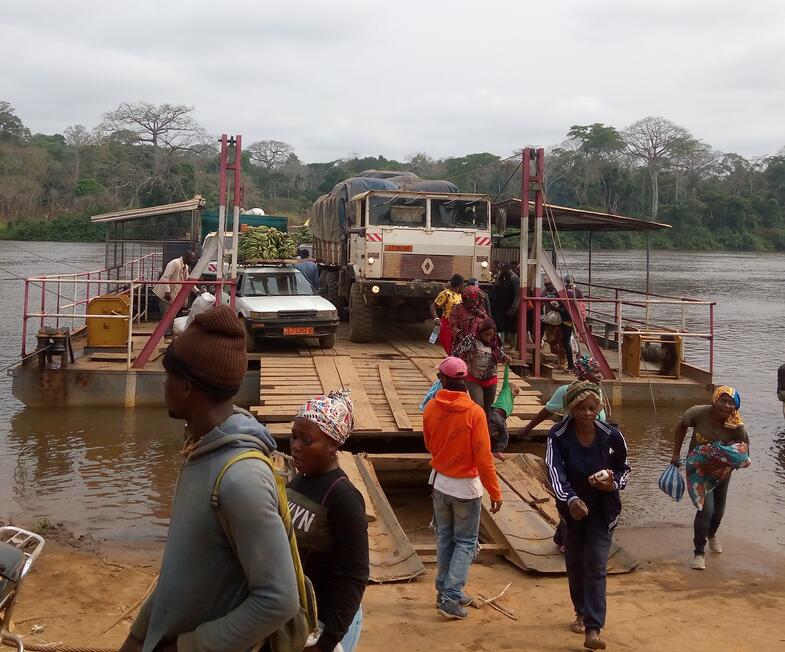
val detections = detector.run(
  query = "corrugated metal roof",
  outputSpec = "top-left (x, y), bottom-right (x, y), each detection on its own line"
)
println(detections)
top-left (493, 199), bottom-right (670, 232)
top-left (91, 196), bottom-right (206, 223)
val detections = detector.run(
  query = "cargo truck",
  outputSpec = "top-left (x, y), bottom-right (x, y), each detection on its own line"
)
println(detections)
top-left (311, 170), bottom-right (492, 342)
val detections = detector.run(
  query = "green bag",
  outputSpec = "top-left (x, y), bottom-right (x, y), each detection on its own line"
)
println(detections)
top-left (491, 365), bottom-right (515, 417)
top-left (212, 450), bottom-right (319, 652)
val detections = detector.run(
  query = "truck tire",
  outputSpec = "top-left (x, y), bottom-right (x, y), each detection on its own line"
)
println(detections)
top-left (325, 270), bottom-right (340, 307)
top-left (319, 332), bottom-right (337, 349)
top-left (349, 283), bottom-right (375, 343)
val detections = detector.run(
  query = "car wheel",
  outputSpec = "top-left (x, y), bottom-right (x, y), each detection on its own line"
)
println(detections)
top-left (319, 332), bottom-right (337, 349)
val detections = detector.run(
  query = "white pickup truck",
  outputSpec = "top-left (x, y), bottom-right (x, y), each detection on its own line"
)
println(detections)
top-left (235, 264), bottom-right (339, 350)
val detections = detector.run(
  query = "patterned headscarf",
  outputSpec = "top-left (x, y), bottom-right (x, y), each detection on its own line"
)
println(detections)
top-left (573, 355), bottom-right (601, 381)
top-left (712, 385), bottom-right (744, 428)
top-left (461, 284), bottom-right (484, 310)
top-left (296, 389), bottom-right (355, 445)
top-left (564, 380), bottom-right (603, 411)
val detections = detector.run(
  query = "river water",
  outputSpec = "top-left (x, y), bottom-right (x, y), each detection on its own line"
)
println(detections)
top-left (0, 242), bottom-right (784, 550)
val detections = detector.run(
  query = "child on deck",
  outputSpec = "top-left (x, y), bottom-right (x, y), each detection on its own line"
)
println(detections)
top-left (486, 369), bottom-right (520, 460)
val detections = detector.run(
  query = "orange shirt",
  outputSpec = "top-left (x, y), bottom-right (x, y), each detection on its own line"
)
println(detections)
top-left (423, 389), bottom-right (502, 502)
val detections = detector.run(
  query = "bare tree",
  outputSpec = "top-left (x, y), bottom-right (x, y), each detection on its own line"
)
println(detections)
top-left (623, 116), bottom-right (692, 218)
top-left (247, 140), bottom-right (294, 172)
top-left (99, 102), bottom-right (206, 151)
top-left (405, 152), bottom-right (436, 177)
top-left (64, 124), bottom-right (92, 183)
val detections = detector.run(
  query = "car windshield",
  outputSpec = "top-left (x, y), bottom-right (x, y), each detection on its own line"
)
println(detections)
top-left (431, 199), bottom-right (490, 229)
top-left (369, 196), bottom-right (427, 227)
top-left (241, 269), bottom-right (313, 296)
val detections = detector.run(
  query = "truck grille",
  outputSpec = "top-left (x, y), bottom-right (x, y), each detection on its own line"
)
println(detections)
top-left (278, 310), bottom-right (317, 320)
top-left (383, 254), bottom-right (473, 280)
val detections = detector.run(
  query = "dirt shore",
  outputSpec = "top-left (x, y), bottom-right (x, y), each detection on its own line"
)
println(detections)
top-left (6, 525), bottom-right (785, 652)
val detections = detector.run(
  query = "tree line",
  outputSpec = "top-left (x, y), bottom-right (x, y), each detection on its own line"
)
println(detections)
top-left (1, 100), bottom-right (784, 250)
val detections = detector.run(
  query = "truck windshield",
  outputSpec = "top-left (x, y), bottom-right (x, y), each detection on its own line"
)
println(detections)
top-left (369, 196), bottom-right (426, 227)
top-left (241, 269), bottom-right (313, 296)
top-left (431, 199), bottom-right (490, 229)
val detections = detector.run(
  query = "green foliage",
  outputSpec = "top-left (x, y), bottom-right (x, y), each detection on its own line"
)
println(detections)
top-left (74, 177), bottom-right (103, 196)
top-left (0, 215), bottom-right (106, 242)
top-left (1, 100), bottom-right (785, 251)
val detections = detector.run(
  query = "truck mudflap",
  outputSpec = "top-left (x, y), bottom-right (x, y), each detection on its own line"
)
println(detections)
top-left (357, 280), bottom-right (444, 299)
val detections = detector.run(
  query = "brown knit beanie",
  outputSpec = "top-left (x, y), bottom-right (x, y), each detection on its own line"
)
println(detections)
top-left (163, 304), bottom-right (247, 398)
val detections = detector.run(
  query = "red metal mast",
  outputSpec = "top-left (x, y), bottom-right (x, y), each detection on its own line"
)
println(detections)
top-left (517, 147), bottom-right (545, 376)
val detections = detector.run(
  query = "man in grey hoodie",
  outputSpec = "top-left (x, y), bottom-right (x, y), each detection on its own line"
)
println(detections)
top-left (120, 304), bottom-right (299, 652)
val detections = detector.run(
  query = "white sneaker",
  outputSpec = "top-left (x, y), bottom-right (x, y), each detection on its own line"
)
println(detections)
top-left (709, 537), bottom-right (723, 553)
top-left (691, 554), bottom-right (706, 570)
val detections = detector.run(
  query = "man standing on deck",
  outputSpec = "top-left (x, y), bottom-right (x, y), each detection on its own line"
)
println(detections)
top-left (154, 249), bottom-right (199, 336)
top-left (154, 248), bottom-right (199, 312)
top-left (297, 249), bottom-right (320, 293)
top-left (423, 356), bottom-right (503, 621)
top-left (119, 305), bottom-right (299, 652)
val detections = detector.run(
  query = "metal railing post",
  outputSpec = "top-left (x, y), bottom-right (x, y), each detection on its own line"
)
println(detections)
top-left (22, 280), bottom-right (30, 356)
top-left (56, 280), bottom-right (61, 328)
top-left (709, 303), bottom-right (714, 375)
top-left (40, 281), bottom-right (46, 329)
top-left (127, 282), bottom-right (134, 369)
top-left (681, 303), bottom-right (687, 361)
top-left (617, 299), bottom-right (623, 378)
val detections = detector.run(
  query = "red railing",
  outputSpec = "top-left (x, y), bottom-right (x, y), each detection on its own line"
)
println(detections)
top-left (525, 293), bottom-right (715, 379)
top-left (21, 253), bottom-right (237, 368)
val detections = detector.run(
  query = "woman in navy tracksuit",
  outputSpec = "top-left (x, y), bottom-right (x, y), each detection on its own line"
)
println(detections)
top-left (545, 381), bottom-right (630, 651)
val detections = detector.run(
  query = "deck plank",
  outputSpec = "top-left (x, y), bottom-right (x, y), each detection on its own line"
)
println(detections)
top-left (333, 357), bottom-right (381, 431)
top-left (378, 362), bottom-right (413, 431)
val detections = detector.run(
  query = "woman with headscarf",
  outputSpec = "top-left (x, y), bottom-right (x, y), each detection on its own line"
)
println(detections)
top-left (452, 317), bottom-right (512, 414)
top-left (287, 389), bottom-right (369, 652)
top-left (520, 356), bottom-right (609, 439)
top-left (670, 385), bottom-right (750, 571)
top-left (546, 381), bottom-right (631, 650)
top-left (449, 284), bottom-right (489, 351)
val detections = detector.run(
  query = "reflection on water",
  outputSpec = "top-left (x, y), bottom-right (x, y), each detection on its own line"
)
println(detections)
top-left (0, 243), bottom-right (784, 548)
top-left (3, 407), bottom-right (182, 540)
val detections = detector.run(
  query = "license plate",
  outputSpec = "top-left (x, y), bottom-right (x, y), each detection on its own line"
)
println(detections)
top-left (283, 327), bottom-right (314, 335)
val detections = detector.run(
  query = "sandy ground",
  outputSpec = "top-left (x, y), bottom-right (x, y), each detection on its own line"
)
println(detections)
top-left (6, 525), bottom-right (785, 652)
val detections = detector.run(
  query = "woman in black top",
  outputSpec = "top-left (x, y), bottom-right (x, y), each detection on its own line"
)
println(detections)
top-left (287, 389), bottom-right (369, 652)
top-left (546, 381), bottom-right (631, 651)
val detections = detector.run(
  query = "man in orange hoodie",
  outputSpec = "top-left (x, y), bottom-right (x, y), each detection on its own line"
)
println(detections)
top-left (423, 356), bottom-right (504, 620)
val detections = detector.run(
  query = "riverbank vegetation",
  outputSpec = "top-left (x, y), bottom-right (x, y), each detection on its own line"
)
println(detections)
top-left (1, 101), bottom-right (784, 249)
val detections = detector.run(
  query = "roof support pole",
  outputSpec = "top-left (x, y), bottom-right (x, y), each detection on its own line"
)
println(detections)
top-left (646, 231), bottom-right (651, 295)
top-left (588, 231), bottom-right (593, 317)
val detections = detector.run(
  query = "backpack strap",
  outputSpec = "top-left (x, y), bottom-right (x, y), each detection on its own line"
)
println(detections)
top-left (211, 450), bottom-right (316, 629)
top-left (211, 450), bottom-right (272, 508)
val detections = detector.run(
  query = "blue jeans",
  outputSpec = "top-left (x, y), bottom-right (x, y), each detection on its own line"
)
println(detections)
top-left (339, 605), bottom-right (363, 652)
top-left (432, 489), bottom-right (482, 604)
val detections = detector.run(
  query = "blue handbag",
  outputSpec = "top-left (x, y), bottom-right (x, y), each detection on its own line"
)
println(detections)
top-left (419, 379), bottom-right (442, 412)
top-left (658, 463), bottom-right (685, 502)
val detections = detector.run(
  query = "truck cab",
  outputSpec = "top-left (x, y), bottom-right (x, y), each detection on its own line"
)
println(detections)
top-left (350, 190), bottom-right (492, 286)
top-left (311, 171), bottom-right (492, 342)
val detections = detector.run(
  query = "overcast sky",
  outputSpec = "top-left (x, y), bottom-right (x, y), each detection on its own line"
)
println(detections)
top-left (2, 0), bottom-right (784, 162)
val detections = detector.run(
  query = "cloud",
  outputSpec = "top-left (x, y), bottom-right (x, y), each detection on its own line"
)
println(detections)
top-left (1, 0), bottom-right (783, 161)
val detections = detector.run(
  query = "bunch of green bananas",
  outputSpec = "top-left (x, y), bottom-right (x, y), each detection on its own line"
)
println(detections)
top-left (290, 224), bottom-right (313, 246)
top-left (238, 226), bottom-right (298, 262)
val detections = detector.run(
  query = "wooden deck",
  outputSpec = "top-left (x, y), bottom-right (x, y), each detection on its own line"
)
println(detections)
top-left (250, 323), bottom-right (551, 439)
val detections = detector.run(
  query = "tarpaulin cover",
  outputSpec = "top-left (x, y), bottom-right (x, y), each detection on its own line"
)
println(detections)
top-left (311, 170), bottom-right (459, 243)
